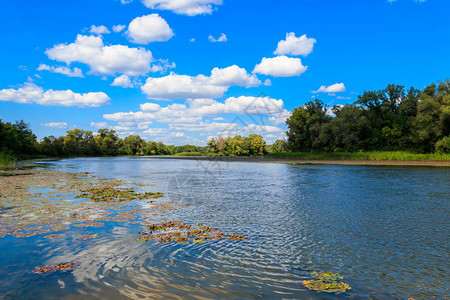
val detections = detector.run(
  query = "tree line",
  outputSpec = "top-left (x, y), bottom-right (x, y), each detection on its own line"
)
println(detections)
top-left (286, 80), bottom-right (449, 153)
top-left (0, 124), bottom-right (204, 158)
top-left (1, 80), bottom-right (449, 159)
top-left (0, 121), bottom-right (270, 158)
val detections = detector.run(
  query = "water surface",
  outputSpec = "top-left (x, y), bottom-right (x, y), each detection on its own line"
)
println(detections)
top-left (1, 157), bottom-right (449, 299)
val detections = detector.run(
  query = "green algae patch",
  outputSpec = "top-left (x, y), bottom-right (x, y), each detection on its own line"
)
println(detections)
top-left (137, 221), bottom-right (245, 244)
top-left (303, 271), bottom-right (351, 293)
top-left (76, 186), bottom-right (163, 202)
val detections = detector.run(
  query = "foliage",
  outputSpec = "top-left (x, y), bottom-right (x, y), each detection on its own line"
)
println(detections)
top-left (0, 152), bottom-right (16, 166)
top-left (265, 151), bottom-right (449, 161)
top-left (435, 136), bottom-right (450, 153)
top-left (207, 134), bottom-right (267, 156)
top-left (286, 80), bottom-right (450, 154)
top-left (0, 120), bottom-right (39, 159)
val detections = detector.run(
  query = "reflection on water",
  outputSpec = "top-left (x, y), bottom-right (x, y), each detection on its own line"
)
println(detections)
top-left (1, 157), bottom-right (449, 299)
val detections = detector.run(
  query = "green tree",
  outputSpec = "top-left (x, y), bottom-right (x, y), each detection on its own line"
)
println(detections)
top-left (286, 99), bottom-right (330, 152)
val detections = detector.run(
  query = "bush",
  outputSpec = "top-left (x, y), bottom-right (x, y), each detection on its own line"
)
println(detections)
top-left (435, 136), bottom-right (450, 154)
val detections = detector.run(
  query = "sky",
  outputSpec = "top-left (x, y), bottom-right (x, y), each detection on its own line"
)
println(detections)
top-left (0, 0), bottom-right (449, 145)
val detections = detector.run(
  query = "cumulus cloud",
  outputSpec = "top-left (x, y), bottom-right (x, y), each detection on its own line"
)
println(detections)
top-left (0, 83), bottom-right (110, 107)
top-left (112, 25), bottom-right (126, 33)
top-left (274, 33), bottom-right (316, 56)
top-left (141, 65), bottom-right (261, 100)
top-left (89, 25), bottom-right (110, 35)
top-left (253, 56), bottom-right (307, 77)
top-left (243, 124), bottom-right (283, 134)
top-left (149, 59), bottom-right (176, 73)
top-left (37, 64), bottom-right (84, 78)
top-left (46, 34), bottom-right (155, 76)
top-left (41, 122), bottom-right (68, 129)
top-left (141, 0), bottom-right (222, 16)
top-left (127, 14), bottom-right (174, 44)
top-left (208, 33), bottom-right (227, 42)
top-left (104, 96), bottom-right (286, 123)
top-left (91, 122), bottom-right (109, 129)
top-left (102, 95), bottom-right (289, 143)
top-left (313, 83), bottom-right (346, 93)
top-left (140, 102), bottom-right (161, 111)
top-left (111, 75), bottom-right (133, 88)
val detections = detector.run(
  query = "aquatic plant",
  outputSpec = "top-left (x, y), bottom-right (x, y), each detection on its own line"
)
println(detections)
top-left (303, 271), bottom-right (351, 293)
top-left (138, 221), bottom-right (244, 244)
top-left (0, 170), bottom-right (174, 240)
top-left (76, 186), bottom-right (163, 202)
top-left (32, 263), bottom-right (75, 274)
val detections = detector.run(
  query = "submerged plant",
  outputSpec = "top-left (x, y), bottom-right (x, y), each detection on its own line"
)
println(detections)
top-left (303, 271), bottom-right (351, 293)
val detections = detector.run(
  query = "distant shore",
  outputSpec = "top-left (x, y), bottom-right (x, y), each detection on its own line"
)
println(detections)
top-left (145, 156), bottom-right (450, 167)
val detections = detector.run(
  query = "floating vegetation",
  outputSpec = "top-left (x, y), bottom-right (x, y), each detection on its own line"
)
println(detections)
top-left (78, 234), bottom-right (98, 240)
top-left (137, 221), bottom-right (245, 244)
top-left (303, 271), bottom-right (352, 293)
top-left (32, 263), bottom-right (75, 274)
top-left (75, 186), bottom-right (163, 202)
top-left (44, 234), bottom-right (66, 239)
top-left (0, 169), bottom-right (178, 239)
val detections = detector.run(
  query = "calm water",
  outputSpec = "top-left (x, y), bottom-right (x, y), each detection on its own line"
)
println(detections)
top-left (1, 157), bottom-right (449, 299)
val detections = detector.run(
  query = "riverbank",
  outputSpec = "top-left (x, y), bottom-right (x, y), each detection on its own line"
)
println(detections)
top-left (147, 155), bottom-right (450, 167)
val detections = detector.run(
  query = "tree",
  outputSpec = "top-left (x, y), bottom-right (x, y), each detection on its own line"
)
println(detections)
top-left (286, 99), bottom-right (330, 152)
top-left (415, 81), bottom-right (450, 152)
top-left (246, 134), bottom-right (266, 156)
top-left (123, 135), bottom-right (145, 155)
top-left (94, 129), bottom-right (120, 156)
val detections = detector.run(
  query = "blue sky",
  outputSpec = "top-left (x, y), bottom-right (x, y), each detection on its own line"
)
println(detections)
top-left (1, 0), bottom-right (449, 145)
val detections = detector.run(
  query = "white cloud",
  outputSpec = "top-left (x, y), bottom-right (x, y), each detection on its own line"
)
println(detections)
top-left (46, 34), bottom-right (155, 76)
top-left (149, 59), bottom-right (176, 73)
top-left (127, 14), bottom-right (174, 44)
top-left (91, 122), bottom-right (109, 128)
top-left (104, 96), bottom-right (286, 123)
top-left (112, 25), bottom-right (126, 33)
top-left (190, 38), bottom-right (196, 42)
top-left (253, 56), bottom-right (307, 77)
top-left (209, 33), bottom-right (227, 42)
top-left (37, 64), bottom-right (84, 78)
top-left (89, 25), bottom-right (110, 35)
top-left (336, 96), bottom-right (351, 100)
top-left (141, 0), bottom-right (222, 16)
top-left (274, 33), bottom-right (316, 56)
top-left (41, 122), bottom-right (68, 129)
top-left (103, 95), bottom-right (289, 143)
top-left (0, 83), bottom-right (110, 107)
top-left (269, 109), bottom-right (291, 125)
top-left (111, 75), bottom-right (133, 88)
top-left (120, 0), bottom-right (133, 3)
top-left (143, 128), bottom-right (166, 135)
top-left (141, 65), bottom-right (261, 100)
top-left (140, 102), bottom-right (161, 111)
top-left (313, 83), bottom-right (346, 93)
top-left (243, 124), bottom-right (283, 134)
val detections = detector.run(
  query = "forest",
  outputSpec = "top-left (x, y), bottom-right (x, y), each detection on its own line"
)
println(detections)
top-left (0, 80), bottom-right (449, 164)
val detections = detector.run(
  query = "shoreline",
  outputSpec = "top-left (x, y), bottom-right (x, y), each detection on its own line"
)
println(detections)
top-left (145, 156), bottom-right (450, 167)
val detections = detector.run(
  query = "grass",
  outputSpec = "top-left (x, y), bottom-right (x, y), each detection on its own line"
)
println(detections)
top-left (174, 152), bottom-right (219, 157)
top-left (0, 152), bottom-right (16, 166)
top-left (265, 151), bottom-right (450, 161)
